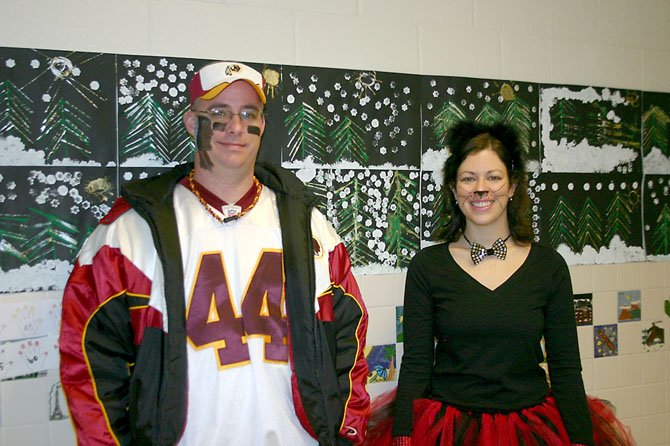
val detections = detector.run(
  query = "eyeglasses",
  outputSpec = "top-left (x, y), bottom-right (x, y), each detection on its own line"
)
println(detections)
top-left (191, 107), bottom-right (263, 126)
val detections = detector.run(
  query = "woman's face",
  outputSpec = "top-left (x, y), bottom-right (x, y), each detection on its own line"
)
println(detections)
top-left (453, 148), bottom-right (516, 230)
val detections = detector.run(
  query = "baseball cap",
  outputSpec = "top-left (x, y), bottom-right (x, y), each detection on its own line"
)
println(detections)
top-left (188, 61), bottom-right (266, 105)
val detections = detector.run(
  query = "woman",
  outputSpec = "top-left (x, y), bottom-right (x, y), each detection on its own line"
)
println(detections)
top-left (367, 121), bottom-right (633, 446)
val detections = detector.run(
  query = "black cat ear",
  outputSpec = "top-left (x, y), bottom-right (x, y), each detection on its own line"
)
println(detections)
top-left (445, 120), bottom-right (483, 152)
top-left (489, 123), bottom-right (519, 153)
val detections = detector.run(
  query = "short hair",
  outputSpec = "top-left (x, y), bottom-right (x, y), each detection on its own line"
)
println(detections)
top-left (434, 120), bottom-right (533, 244)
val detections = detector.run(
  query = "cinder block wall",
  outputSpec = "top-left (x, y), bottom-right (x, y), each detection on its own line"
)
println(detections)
top-left (1, 1), bottom-right (669, 444)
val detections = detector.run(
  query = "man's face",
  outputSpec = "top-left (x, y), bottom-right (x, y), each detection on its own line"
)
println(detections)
top-left (186, 80), bottom-right (265, 174)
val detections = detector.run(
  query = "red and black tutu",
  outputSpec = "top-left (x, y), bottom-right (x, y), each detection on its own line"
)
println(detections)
top-left (364, 390), bottom-right (635, 446)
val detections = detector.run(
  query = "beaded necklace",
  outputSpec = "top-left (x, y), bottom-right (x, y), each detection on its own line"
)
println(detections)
top-left (187, 169), bottom-right (262, 223)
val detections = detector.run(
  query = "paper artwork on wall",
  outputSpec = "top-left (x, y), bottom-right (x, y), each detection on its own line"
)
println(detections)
top-left (594, 324), bottom-right (618, 358)
top-left (642, 321), bottom-right (664, 352)
top-left (365, 343), bottom-right (397, 384)
top-left (2, 46), bottom-right (670, 293)
top-left (617, 290), bottom-right (641, 322)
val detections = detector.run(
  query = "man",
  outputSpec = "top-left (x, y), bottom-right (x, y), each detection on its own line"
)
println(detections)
top-left (59, 61), bottom-right (370, 446)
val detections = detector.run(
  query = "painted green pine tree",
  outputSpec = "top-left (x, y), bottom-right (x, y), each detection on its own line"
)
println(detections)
top-left (576, 197), bottom-right (603, 251)
top-left (593, 103), bottom-right (640, 149)
top-left (384, 171), bottom-right (419, 268)
top-left (121, 93), bottom-right (171, 162)
top-left (548, 196), bottom-right (578, 250)
top-left (642, 105), bottom-right (670, 157)
top-left (0, 80), bottom-right (34, 144)
top-left (169, 104), bottom-right (194, 163)
top-left (650, 203), bottom-right (670, 255)
top-left (38, 98), bottom-right (91, 162)
top-left (330, 116), bottom-right (367, 165)
top-left (432, 101), bottom-right (467, 146)
top-left (335, 177), bottom-right (376, 267)
top-left (502, 97), bottom-right (533, 156)
top-left (284, 102), bottom-right (327, 162)
top-left (428, 187), bottom-right (450, 241)
top-left (0, 213), bottom-right (30, 265)
top-left (549, 99), bottom-right (580, 144)
top-left (475, 103), bottom-right (502, 126)
top-left (21, 208), bottom-right (79, 265)
top-left (604, 191), bottom-right (632, 244)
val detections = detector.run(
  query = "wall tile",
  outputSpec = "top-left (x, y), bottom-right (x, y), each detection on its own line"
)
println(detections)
top-left (619, 354), bottom-right (642, 387)
top-left (591, 291), bottom-right (617, 325)
top-left (592, 264), bottom-right (619, 292)
top-left (501, 32), bottom-right (551, 83)
top-left (296, 13), bottom-right (420, 74)
top-left (593, 356), bottom-right (619, 390)
top-left (578, 325), bottom-right (595, 360)
top-left (581, 357), bottom-right (594, 391)
top-left (617, 386), bottom-right (643, 419)
top-left (358, 273), bottom-right (397, 308)
top-left (359, 0), bottom-right (473, 27)
top-left (617, 263), bottom-right (642, 290)
top-left (641, 261), bottom-right (666, 289)
top-left (393, 271), bottom-right (407, 307)
top-left (366, 306), bottom-right (397, 346)
top-left (617, 321), bottom-right (643, 355)
top-left (475, 0), bottom-right (549, 36)
top-left (643, 382), bottom-right (667, 416)
top-left (642, 413), bottom-right (666, 445)
top-left (548, 0), bottom-right (598, 41)
top-left (569, 265), bottom-right (593, 294)
top-left (419, 24), bottom-right (501, 79)
top-left (550, 39), bottom-right (642, 91)
top-left (642, 351), bottom-right (666, 384)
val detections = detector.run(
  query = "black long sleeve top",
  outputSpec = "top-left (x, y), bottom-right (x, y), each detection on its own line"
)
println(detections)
top-left (392, 242), bottom-right (593, 445)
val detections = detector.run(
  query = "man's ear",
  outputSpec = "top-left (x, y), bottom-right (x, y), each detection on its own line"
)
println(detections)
top-left (183, 110), bottom-right (196, 137)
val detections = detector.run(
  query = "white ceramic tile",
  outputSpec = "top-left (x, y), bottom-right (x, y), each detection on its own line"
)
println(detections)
top-left (420, 24), bottom-right (501, 79)
top-left (359, 0), bottom-right (473, 27)
top-left (642, 413), bottom-right (666, 445)
top-left (475, 0), bottom-right (549, 36)
top-left (296, 13), bottom-right (420, 73)
top-left (150, 2), bottom-right (295, 65)
top-left (577, 325), bottom-right (594, 360)
top-left (0, 0), bottom-right (151, 55)
top-left (501, 32), bottom-right (550, 83)
top-left (590, 388), bottom-right (619, 411)
top-left (619, 354), bottom-right (642, 387)
top-left (620, 417), bottom-right (642, 446)
top-left (592, 264), bottom-right (620, 292)
top-left (641, 261), bottom-right (667, 289)
top-left (643, 382), bottom-right (667, 416)
top-left (642, 351), bottom-right (666, 384)
top-left (617, 321), bottom-right (643, 355)
top-left (593, 355), bottom-right (619, 390)
top-left (366, 306), bottom-right (397, 346)
top-left (0, 376), bottom-right (49, 427)
top-left (580, 358), bottom-right (594, 392)
top-left (616, 386), bottom-right (642, 419)
top-left (393, 271), bottom-right (407, 307)
top-left (0, 424), bottom-right (49, 446)
top-left (617, 263), bottom-right (642, 291)
top-left (641, 287), bottom-right (666, 322)
top-left (357, 273), bottom-right (397, 308)
top-left (591, 291), bottom-right (617, 325)
top-left (549, 0), bottom-right (598, 41)
top-left (569, 265), bottom-right (593, 294)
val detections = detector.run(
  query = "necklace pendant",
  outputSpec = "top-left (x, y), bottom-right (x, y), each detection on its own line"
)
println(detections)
top-left (221, 204), bottom-right (242, 220)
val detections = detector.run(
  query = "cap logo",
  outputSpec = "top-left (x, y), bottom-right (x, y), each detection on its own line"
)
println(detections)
top-left (225, 64), bottom-right (241, 76)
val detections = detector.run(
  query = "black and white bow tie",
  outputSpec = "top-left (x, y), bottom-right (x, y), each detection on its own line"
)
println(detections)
top-left (463, 234), bottom-right (511, 265)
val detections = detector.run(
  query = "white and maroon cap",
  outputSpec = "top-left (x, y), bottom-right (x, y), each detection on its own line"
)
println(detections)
top-left (188, 61), bottom-right (266, 105)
